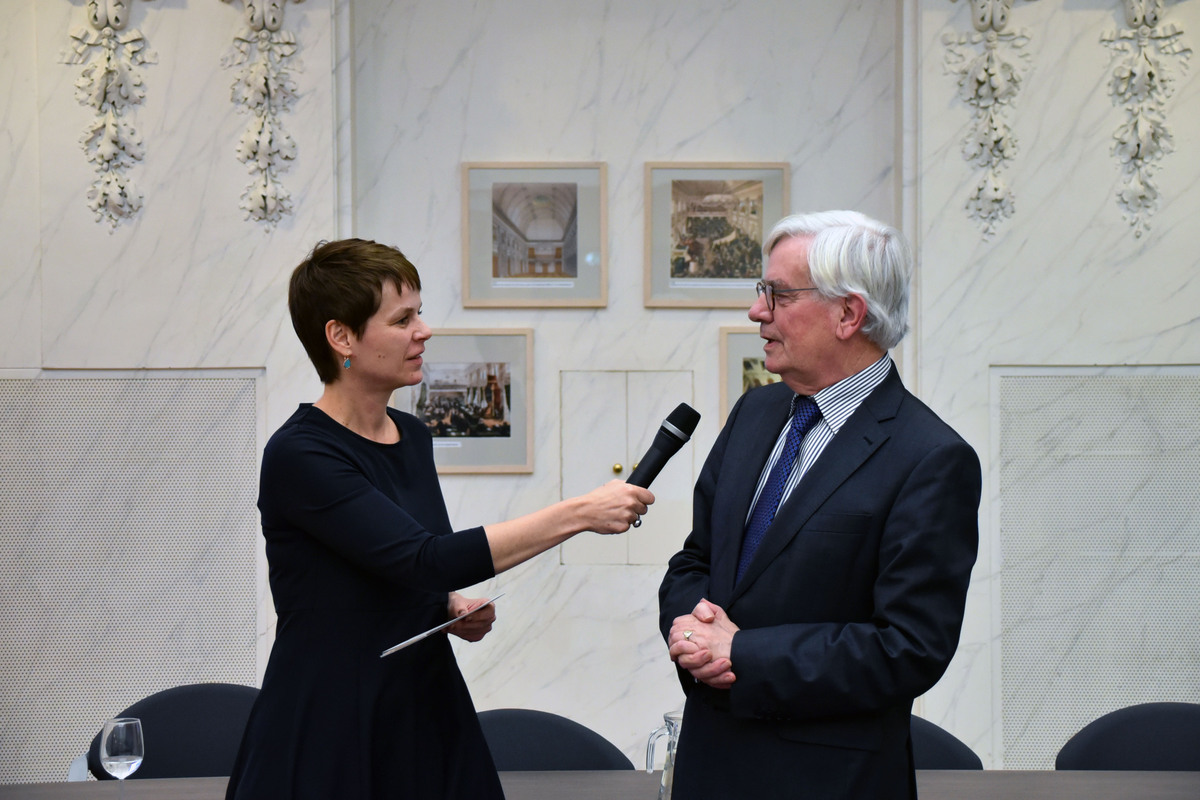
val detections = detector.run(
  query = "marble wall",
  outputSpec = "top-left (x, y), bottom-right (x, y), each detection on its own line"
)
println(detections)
top-left (916, 0), bottom-right (1200, 768)
top-left (3, 0), bottom-right (1198, 781)
top-left (1, 0), bottom-right (40, 367)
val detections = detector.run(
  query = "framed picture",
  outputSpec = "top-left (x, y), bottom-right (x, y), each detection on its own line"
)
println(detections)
top-left (391, 329), bottom-right (534, 473)
top-left (644, 162), bottom-right (789, 308)
top-left (462, 162), bottom-right (607, 307)
top-left (719, 326), bottom-right (781, 424)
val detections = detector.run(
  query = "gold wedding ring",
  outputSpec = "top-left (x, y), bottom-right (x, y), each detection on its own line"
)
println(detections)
top-left (683, 630), bottom-right (694, 641)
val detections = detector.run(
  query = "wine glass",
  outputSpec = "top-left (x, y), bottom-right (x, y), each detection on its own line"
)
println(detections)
top-left (100, 717), bottom-right (144, 796)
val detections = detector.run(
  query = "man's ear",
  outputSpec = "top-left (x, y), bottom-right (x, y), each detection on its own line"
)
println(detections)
top-left (325, 319), bottom-right (353, 359)
top-left (834, 294), bottom-right (869, 341)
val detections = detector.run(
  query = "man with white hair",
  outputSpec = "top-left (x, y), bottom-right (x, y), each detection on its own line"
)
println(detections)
top-left (659, 211), bottom-right (980, 799)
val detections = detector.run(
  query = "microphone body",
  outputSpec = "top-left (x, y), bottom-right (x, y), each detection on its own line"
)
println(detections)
top-left (627, 403), bottom-right (701, 488)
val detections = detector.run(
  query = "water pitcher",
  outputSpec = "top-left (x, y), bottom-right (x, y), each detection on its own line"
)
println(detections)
top-left (645, 710), bottom-right (683, 800)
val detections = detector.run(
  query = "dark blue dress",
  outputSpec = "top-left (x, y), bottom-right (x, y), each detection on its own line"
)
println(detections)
top-left (226, 405), bottom-right (505, 799)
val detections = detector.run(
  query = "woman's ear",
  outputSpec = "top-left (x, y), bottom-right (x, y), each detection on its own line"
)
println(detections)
top-left (325, 319), bottom-right (353, 359)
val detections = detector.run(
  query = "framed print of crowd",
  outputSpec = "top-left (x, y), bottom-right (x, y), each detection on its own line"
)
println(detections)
top-left (644, 162), bottom-right (789, 308)
top-left (391, 329), bottom-right (534, 473)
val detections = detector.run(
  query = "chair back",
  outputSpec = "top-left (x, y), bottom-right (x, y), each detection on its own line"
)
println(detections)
top-left (87, 682), bottom-right (259, 780)
top-left (478, 708), bottom-right (634, 771)
top-left (910, 714), bottom-right (983, 769)
top-left (1055, 702), bottom-right (1200, 771)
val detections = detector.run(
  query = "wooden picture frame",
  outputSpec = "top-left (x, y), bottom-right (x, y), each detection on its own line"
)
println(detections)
top-left (391, 329), bottom-right (534, 473)
top-left (719, 325), bottom-right (781, 425)
top-left (644, 162), bottom-right (789, 308)
top-left (462, 162), bottom-right (607, 307)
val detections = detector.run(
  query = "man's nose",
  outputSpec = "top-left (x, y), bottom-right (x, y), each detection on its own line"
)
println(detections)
top-left (749, 294), bottom-right (770, 321)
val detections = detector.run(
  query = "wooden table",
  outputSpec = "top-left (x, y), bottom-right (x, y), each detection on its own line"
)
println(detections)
top-left (1, 770), bottom-right (1198, 799)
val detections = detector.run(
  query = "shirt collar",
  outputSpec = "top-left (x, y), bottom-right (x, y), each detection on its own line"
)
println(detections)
top-left (802, 355), bottom-right (891, 434)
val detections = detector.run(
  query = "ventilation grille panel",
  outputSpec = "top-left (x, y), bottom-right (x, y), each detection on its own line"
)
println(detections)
top-left (0, 377), bottom-right (259, 783)
top-left (999, 371), bottom-right (1200, 769)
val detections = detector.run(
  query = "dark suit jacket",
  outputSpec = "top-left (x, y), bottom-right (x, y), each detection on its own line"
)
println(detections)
top-left (658, 366), bottom-right (980, 799)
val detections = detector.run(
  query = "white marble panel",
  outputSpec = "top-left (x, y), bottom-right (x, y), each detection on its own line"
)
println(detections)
top-left (0, 0), bottom-right (40, 367)
top-left (36, 1), bottom-right (336, 377)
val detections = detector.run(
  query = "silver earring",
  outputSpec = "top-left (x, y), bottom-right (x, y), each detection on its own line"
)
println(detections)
top-left (343, 357), bottom-right (351, 369)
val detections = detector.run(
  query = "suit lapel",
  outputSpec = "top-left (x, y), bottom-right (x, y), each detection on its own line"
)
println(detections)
top-left (729, 367), bottom-right (905, 602)
top-left (711, 385), bottom-right (793, 603)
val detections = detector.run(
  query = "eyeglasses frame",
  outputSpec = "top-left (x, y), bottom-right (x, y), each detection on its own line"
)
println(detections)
top-left (755, 280), bottom-right (819, 312)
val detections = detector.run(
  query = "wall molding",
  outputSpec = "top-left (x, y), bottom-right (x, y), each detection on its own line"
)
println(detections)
top-left (943, 0), bottom-right (1038, 238)
top-left (1103, 0), bottom-right (1192, 238)
top-left (220, 0), bottom-right (305, 227)
top-left (60, 0), bottom-right (157, 230)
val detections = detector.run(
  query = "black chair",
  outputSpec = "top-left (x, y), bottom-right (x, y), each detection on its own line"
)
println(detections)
top-left (910, 714), bottom-right (983, 769)
top-left (477, 708), bottom-right (634, 771)
top-left (84, 682), bottom-right (259, 780)
top-left (1055, 702), bottom-right (1200, 771)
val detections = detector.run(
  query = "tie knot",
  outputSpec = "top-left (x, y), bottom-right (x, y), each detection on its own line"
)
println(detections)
top-left (790, 395), bottom-right (820, 436)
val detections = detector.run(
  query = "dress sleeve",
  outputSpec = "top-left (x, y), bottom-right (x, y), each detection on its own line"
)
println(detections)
top-left (260, 424), bottom-right (495, 593)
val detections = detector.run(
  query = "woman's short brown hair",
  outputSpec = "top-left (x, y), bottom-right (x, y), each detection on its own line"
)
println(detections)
top-left (289, 238), bottom-right (422, 383)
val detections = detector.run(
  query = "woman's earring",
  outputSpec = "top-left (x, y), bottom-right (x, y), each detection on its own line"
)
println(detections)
top-left (343, 357), bottom-right (351, 369)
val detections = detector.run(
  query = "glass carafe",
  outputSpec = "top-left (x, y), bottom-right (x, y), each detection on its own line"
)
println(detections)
top-left (645, 710), bottom-right (683, 800)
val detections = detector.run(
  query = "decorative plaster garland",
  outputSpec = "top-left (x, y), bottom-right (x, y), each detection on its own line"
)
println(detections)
top-left (220, 0), bottom-right (305, 227)
top-left (1102, 0), bottom-right (1191, 238)
top-left (943, 0), bottom-right (1037, 238)
top-left (60, 0), bottom-right (157, 230)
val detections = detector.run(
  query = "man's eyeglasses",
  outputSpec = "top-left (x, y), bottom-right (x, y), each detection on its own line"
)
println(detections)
top-left (755, 280), bottom-right (819, 311)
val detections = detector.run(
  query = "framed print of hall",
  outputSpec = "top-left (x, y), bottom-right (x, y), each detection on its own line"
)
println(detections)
top-left (462, 162), bottom-right (607, 308)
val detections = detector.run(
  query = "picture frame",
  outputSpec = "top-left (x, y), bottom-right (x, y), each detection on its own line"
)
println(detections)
top-left (462, 162), bottom-right (607, 307)
top-left (644, 162), bottom-right (789, 308)
top-left (390, 329), bottom-right (534, 473)
top-left (719, 326), bottom-right (781, 425)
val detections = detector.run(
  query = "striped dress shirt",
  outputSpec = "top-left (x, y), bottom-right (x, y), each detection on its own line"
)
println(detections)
top-left (745, 355), bottom-right (892, 523)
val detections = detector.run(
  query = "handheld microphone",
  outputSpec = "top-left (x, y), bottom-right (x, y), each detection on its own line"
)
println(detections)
top-left (627, 403), bottom-right (701, 488)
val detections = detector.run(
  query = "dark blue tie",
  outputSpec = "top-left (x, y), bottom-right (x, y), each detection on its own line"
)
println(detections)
top-left (736, 395), bottom-right (821, 583)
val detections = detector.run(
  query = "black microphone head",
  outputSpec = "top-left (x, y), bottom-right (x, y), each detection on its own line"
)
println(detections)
top-left (666, 403), bottom-right (700, 439)
top-left (626, 403), bottom-right (702, 488)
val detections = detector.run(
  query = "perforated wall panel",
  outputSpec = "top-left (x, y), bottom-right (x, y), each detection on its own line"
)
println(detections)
top-left (0, 377), bottom-right (259, 783)
top-left (999, 371), bottom-right (1200, 769)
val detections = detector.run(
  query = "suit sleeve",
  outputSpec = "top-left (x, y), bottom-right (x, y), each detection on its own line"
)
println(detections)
top-left (658, 394), bottom-right (742, 683)
top-left (727, 437), bottom-right (981, 721)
